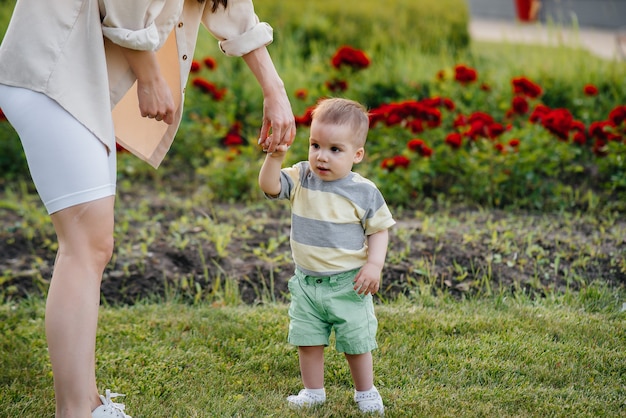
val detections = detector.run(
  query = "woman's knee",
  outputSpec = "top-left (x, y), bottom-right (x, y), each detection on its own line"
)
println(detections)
top-left (51, 197), bottom-right (115, 267)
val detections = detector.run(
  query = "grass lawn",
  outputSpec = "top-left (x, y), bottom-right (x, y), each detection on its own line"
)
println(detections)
top-left (1, 297), bottom-right (624, 417)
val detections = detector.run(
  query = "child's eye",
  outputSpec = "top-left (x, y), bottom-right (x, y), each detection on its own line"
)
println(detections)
top-left (331, 147), bottom-right (341, 152)
top-left (310, 143), bottom-right (320, 149)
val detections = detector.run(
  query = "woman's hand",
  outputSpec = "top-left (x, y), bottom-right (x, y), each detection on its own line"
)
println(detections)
top-left (136, 76), bottom-right (175, 124)
top-left (258, 91), bottom-right (296, 153)
top-left (242, 47), bottom-right (296, 153)
top-left (120, 48), bottom-right (175, 124)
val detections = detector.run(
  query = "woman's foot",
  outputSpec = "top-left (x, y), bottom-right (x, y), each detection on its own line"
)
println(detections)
top-left (91, 390), bottom-right (132, 418)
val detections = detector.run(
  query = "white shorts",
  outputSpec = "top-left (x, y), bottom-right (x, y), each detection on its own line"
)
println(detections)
top-left (0, 84), bottom-right (116, 214)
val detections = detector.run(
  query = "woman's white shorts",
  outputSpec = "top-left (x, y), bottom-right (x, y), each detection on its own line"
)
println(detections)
top-left (0, 84), bottom-right (116, 214)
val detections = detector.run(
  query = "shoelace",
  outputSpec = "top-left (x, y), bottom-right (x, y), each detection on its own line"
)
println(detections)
top-left (100, 389), bottom-right (129, 416)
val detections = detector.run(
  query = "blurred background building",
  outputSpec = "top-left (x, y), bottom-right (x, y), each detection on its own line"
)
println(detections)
top-left (467, 0), bottom-right (626, 29)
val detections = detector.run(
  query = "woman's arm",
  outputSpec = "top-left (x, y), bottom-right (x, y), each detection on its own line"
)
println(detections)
top-left (119, 48), bottom-right (176, 124)
top-left (242, 46), bottom-right (296, 153)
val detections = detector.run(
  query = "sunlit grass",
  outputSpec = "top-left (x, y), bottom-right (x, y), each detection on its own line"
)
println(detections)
top-left (1, 297), bottom-right (624, 417)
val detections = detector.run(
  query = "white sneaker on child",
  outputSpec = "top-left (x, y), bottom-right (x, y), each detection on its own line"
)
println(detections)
top-left (286, 388), bottom-right (326, 407)
top-left (354, 386), bottom-right (384, 415)
top-left (92, 389), bottom-right (132, 418)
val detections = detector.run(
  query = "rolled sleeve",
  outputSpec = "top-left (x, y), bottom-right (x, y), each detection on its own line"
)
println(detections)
top-left (219, 22), bottom-right (273, 56)
top-left (203, 0), bottom-right (273, 57)
top-left (99, 0), bottom-right (167, 51)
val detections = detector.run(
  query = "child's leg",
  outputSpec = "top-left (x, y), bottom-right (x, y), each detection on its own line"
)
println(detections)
top-left (287, 346), bottom-right (326, 407)
top-left (345, 352), bottom-right (373, 391)
top-left (346, 352), bottom-right (384, 414)
top-left (298, 345), bottom-right (325, 388)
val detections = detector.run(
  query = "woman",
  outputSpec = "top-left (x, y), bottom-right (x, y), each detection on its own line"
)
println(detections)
top-left (0, 0), bottom-right (295, 417)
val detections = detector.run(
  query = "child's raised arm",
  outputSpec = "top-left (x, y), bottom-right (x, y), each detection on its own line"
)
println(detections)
top-left (258, 141), bottom-right (289, 197)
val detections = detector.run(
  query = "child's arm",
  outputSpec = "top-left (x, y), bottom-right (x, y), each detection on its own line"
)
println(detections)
top-left (353, 229), bottom-right (389, 295)
top-left (258, 141), bottom-right (289, 197)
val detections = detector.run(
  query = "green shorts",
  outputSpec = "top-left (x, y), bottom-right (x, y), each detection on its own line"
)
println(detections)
top-left (287, 268), bottom-right (378, 355)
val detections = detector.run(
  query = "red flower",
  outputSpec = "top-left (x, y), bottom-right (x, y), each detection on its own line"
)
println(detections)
top-left (570, 120), bottom-right (589, 145)
top-left (0, 108), bottom-right (6, 122)
top-left (115, 142), bottom-right (128, 153)
top-left (393, 155), bottom-right (411, 167)
top-left (420, 145), bottom-right (433, 157)
top-left (381, 155), bottom-right (410, 171)
top-left (508, 138), bottom-right (520, 148)
top-left (572, 131), bottom-right (587, 145)
top-left (325, 79), bottom-right (349, 92)
top-left (468, 112), bottom-right (495, 125)
top-left (445, 133), bottom-right (463, 149)
top-left (408, 119), bottom-right (424, 134)
top-left (407, 138), bottom-right (425, 152)
top-left (480, 83), bottom-right (491, 92)
top-left (381, 158), bottom-right (395, 170)
top-left (294, 88), bottom-right (308, 101)
top-left (453, 113), bottom-right (468, 128)
top-left (529, 104), bottom-right (551, 123)
top-left (465, 121), bottom-right (489, 140)
top-left (442, 98), bottom-right (456, 111)
top-left (203, 57), bottom-right (217, 70)
top-left (590, 121), bottom-right (621, 142)
top-left (369, 99), bottom-right (449, 131)
top-left (542, 108), bottom-right (575, 141)
top-left (295, 106), bottom-right (315, 126)
top-left (192, 77), bottom-right (227, 100)
top-left (221, 122), bottom-right (246, 147)
top-left (593, 138), bottom-right (609, 157)
top-left (512, 96), bottom-right (529, 115)
top-left (407, 139), bottom-right (433, 157)
top-left (512, 77), bottom-right (542, 98)
top-left (487, 123), bottom-right (506, 139)
top-left (385, 113), bottom-right (403, 126)
top-left (609, 105), bottom-right (626, 127)
top-left (583, 84), bottom-right (598, 96)
top-left (460, 112), bottom-right (501, 140)
top-left (190, 60), bottom-right (201, 73)
top-left (494, 143), bottom-right (505, 153)
top-left (454, 64), bottom-right (478, 84)
top-left (420, 96), bottom-right (455, 111)
top-left (331, 46), bottom-right (370, 70)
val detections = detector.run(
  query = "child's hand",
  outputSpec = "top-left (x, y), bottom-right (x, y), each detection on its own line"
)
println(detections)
top-left (353, 263), bottom-right (382, 295)
top-left (259, 135), bottom-right (289, 157)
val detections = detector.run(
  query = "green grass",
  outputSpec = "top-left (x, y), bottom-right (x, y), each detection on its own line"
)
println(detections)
top-left (1, 297), bottom-right (624, 417)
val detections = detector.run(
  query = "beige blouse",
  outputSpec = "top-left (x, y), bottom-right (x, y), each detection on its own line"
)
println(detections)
top-left (0, 0), bottom-right (273, 168)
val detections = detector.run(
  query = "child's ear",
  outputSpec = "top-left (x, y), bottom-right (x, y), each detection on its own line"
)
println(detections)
top-left (354, 147), bottom-right (365, 164)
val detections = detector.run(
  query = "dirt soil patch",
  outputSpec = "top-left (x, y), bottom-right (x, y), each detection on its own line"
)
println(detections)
top-left (1, 187), bottom-right (625, 305)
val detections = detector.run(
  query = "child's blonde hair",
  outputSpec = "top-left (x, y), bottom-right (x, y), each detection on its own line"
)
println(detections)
top-left (311, 98), bottom-right (369, 147)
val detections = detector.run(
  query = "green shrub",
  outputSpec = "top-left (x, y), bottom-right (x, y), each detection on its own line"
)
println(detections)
top-left (0, 0), bottom-right (14, 40)
top-left (254, 0), bottom-right (470, 55)
top-left (0, 123), bottom-right (26, 184)
top-left (1, 0), bottom-right (624, 210)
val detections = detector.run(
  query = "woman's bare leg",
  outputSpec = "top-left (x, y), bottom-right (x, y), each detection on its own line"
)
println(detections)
top-left (46, 196), bottom-right (115, 417)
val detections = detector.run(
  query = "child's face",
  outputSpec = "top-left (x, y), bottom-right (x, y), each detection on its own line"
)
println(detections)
top-left (308, 121), bottom-right (364, 181)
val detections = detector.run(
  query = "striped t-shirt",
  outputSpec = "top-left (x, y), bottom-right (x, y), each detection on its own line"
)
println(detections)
top-left (271, 161), bottom-right (395, 276)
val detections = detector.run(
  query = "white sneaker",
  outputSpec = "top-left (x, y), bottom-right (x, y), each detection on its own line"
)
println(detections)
top-left (92, 390), bottom-right (132, 418)
top-left (354, 386), bottom-right (384, 415)
top-left (286, 388), bottom-right (326, 407)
